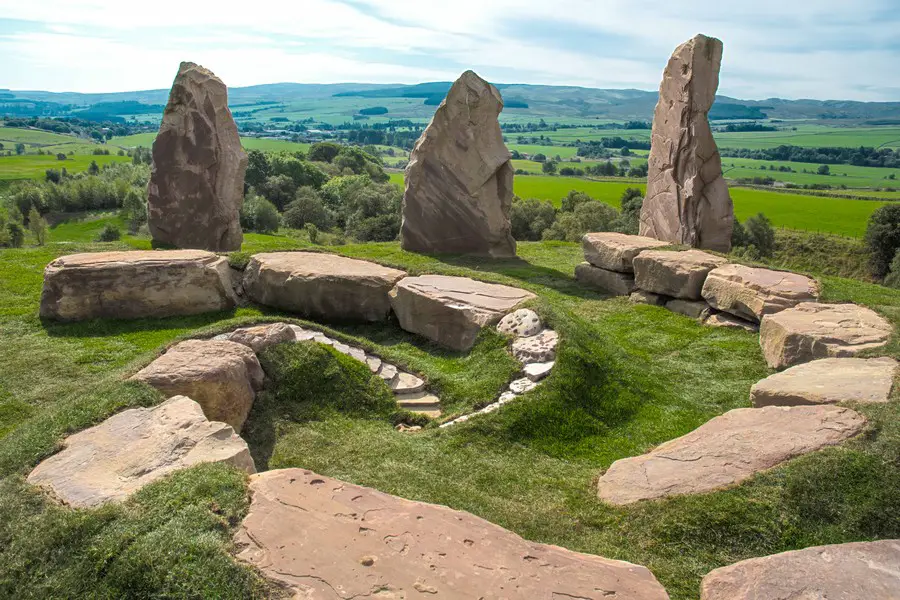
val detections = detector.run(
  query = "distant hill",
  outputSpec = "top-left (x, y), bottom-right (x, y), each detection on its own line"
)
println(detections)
top-left (3, 82), bottom-right (900, 122)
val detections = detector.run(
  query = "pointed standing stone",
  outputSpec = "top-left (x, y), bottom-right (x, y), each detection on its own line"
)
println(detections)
top-left (148, 62), bottom-right (248, 251)
top-left (401, 70), bottom-right (516, 257)
top-left (640, 35), bottom-right (734, 252)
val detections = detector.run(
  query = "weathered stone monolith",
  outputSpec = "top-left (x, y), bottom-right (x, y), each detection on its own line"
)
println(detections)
top-left (148, 62), bottom-right (247, 251)
top-left (640, 35), bottom-right (734, 252)
top-left (401, 70), bottom-right (516, 257)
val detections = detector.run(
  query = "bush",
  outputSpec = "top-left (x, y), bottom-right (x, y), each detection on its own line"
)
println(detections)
top-left (740, 213), bottom-right (776, 259)
top-left (304, 223), bottom-right (319, 244)
top-left (543, 201), bottom-right (618, 242)
top-left (560, 190), bottom-right (592, 213)
top-left (282, 187), bottom-right (331, 230)
top-left (307, 142), bottom-right (342, 163)
top-left (510, 197), bottom-right (556, 241)
top-left (240, 193), bottom-right (280, 234)
top-left (6, 222), bottom-right (24, 248)
top-left (121, 188), bottom-right (147, 234)
top-left (865, 204), bottom-right (900, 279)
top-left (731, 217), bottom-right (748, 248)
top-left (615, 188), bottom-right (643, 234)
top-left (883, 250), bottom-right (900, 288)
top-left (27, 207), bottom-right (47, 246)
top-left (96, 224), bottom-right (121, 242)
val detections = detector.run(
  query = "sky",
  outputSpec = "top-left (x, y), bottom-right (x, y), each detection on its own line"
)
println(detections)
top-left (0, 0), bottom-right (898, 101)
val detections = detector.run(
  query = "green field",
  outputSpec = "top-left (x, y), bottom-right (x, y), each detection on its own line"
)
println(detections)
top-left (113, 131), bottom-right (310, 153)
top-left (0, 154), bottom-right (132, 180)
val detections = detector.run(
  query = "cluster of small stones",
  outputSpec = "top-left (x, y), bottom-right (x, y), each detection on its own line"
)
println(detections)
top-left (440, 309), bottom-right (558, 428)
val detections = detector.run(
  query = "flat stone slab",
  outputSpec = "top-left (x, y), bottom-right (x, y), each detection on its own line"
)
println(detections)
top-left (760, 302), bottom-right (892, 369)
top-left (700, 540), bottom-right (900, 600)
top-left (702, 264), bottom-right (819, 323)
top-left (751, 357), bottom-right (897, 407)
top-left (40, 250), bottom-right (236, 321)
top-left (395, 391), bottom-right (441, 417)
top-left (633, 250), bottom-right (729, 300)
top-left (389, 275), bottom-right (535, 351)
top-left (496, 308), bottom-right (542, 337)
top-left (597, 405), bottom-right (865, 505)
top-left (575, 262), bottom-right (636, 296)
top-left (524, 361), bottom-right (554, 381)
top-left (243, 252), bottom-right (406, 322)
top-left (512, 329), bottom-right (559, 363)
top-left (391, 372), bottom-right (426, 394)
top-left (131, 339), bottom-right (264, 432)
top-left (582, 232), bottom-right (670, 272)
top-left (235, 469), bottom-right (670, 600)
top-left (28, 396), bottom-right (255, 508)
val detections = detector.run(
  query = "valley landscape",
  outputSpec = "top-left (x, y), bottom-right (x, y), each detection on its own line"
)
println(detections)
top-left (1, 8), bottom-right (899, 600)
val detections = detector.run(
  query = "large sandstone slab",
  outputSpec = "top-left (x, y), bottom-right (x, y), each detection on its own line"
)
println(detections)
top-left (235, 469), bottom-right (670, 600)
top-left (633, 250), bottom-right (728, 300)
top-left (390, 275), bottom-right (535, 351)
top-left (243, 252), bottom-right (406, 322)
top-left (575, 262), bottom-right (636, 296)
top-left (640, 35), bottom-right (734, 252)
top-left (401, 70), bottom-right (516, 257)
top-left (597, 406), bottom-right (865, 505)
top-left (702, 264), bottom-right (819, 323)
top-left (700, 540), bottom-right (900, 600)
top-left (759, 302), bottom-right (892, 369)
top-left (751, 357), bottom-right (897, 407)
top-left (582, 232), bottom-right (670, 272)
top-left (148, 62), bottom-right (247, 251)
top-left (40, 250), bottom-right (235, 321)
top-left (221, 322), bottom-right (295, 353)
top-left (131, 340), bottom-right (264, 431)
top-left (27, 396), bottom-right (255, 508)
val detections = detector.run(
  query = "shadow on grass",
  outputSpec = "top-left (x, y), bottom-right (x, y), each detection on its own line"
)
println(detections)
top-left (40, 309), bottom-right (240, 338)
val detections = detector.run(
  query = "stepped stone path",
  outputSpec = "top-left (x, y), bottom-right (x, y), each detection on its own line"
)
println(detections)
top-left (700, 540), bottom-right (900, 600)
top-left (234, 468), bottom-right (670, 600)
top-left (27, 396), bottom-right (255, 508)
top-left (597, 406), bottom-right (866, 505)
top-left (390, 274), bottom-right (536, 351)
top-left (40, 250), bottom-right (236, 321)
top-left (751, 357), bottom-right (897, 407)
top-left (760, 302), bottom-right (892, 369)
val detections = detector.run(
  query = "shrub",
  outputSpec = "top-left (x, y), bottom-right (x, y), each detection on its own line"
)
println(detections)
top-left (240, 193), bottom-right (280, 234)
top-left (283, 187), bottom-right (332, 230)
top-left (121, 188), bottom-right (147, 234)
top-left (510, 197), bottom-right (556, 241)
top-left (865, 204), bottom-right (900, 279)
top-left (560, 190), bottom-right (592, 213)
top-left (96, 224), bottom-right (121, 242)
top-left (731, 217), bottom-right (748, 248)
top-left (883, 250), bottom-right (900, 288)
top-left (615, 188), bottom-right (643, 234)
top-left (307, 142), bottom-right (342, 163)
top-left (742, 213), bottom-right (776, 258)
top-left (305, 223), bottom-right (319, 244)
top-left (6, 221), bottom-right (24, 248)
top-left (543, 201), bottom-right (618, 242)
top-left (27, 207), bottom-right (47, 246)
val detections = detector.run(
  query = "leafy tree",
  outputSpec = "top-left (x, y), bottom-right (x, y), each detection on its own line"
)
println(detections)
top-left (122, 188), bottom-right (147, 233)
top-left (731, 217), bottom-right (748, 248)
top-left (817, 164), bottom-right (831, 175)
top-left (245, 149), bottom-right (270, 188)
top-left (743, 213), bottom-right (776, 258)
top-left (258, 174), bottom-right (297, 211)
top-left (342, 181), bottom-right (401, 242)
top-left (308, 142), bottom-right (342, 163)
top-left (45, 169), bottom-right (62, 184)
top-left (269, 153), bottom-right (328, 189)
top-left (240, 192), bottom-right (280, 234)
top-left (56, 153), bottom-right (66, 161)
top-left (532, 153), bottom-right (546, 163)
top-left (283, 187), bottom-right (332, 230)
top-left (865, 204), bottom-right (900, 279)
top-left (541, 161), bottom-right (557, 174)
top-left (560, 190), bottom-right (592, 212)
top-left (7, 222), bottom-right (25, 247)
top-left (88, 160), bottom-right (100, 175)
top-left (15, 143), bottom-right (25, 155)
top-left (510, 197), bottom-right (556, 241)
top-left (543, 201), bottom-right (618, 242)
top-left (27, 207), bottom-right (48, 246)
top-left (615, 188), bottom-right (644, 234)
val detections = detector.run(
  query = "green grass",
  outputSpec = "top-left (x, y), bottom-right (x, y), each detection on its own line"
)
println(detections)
top-left (0, 154), bottom-right (132, 180)
top-left (0, 227), bottom-right (898, 598)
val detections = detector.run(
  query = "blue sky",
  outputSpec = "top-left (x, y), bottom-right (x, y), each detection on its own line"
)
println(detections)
top-left (0, 0), bottom-right (897, 101)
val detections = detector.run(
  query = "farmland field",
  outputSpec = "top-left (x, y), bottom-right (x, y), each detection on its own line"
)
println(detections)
top-left (0, 153), bottom-right (132, 180)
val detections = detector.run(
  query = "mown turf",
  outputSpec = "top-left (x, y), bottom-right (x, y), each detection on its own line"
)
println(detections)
top-left (0, 233), bottom-right (898, 599)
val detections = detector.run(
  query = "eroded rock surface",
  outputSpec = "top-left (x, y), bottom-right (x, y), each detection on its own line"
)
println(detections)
top-left (390, 275), bottom-right (535, 351)
top-left (582, 232), bottom-right (670, 272)
top-left (640, 35), bottom-right (734, 251)
top-left (27, 396), bottom-right (255, 508)
top-left (148, 62), bottom-right (247, 251)
top-left (702, 264), bottom-right (819, 322)
top-left (235, 469), bottom-right (670, 599)
top-left (222, 322), bottom-right (294, 352)
top-left (401, 71), bottom-right (516, 257)
top-left (633, 250), bottom-right (728, 300)
top-left (597, 406), bottom-right (865, 505)
top-left (40, 250), bottom-right (235, 321)
top-left (497, 308), bottom-right (542, 337)
top-left (700, 540), bottom-right (900, 600)
top-left (244, 252), bottom-right (406, 322)
top-left (575, 262), bottom-right (636, 296)
top-left (512, 329), bottom-right (559, 363)
top-left (759, 302), bottom-right (892, 369)
top-left (131, 340), bottom-right (264, 431)
top-left (751, 357), bottom-right (897, 407)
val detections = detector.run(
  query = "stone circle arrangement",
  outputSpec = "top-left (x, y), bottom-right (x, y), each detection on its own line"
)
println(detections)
top-left (25, 34), bottom-right (900, 600)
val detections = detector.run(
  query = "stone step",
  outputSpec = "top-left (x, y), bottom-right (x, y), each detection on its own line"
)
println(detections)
top-left (750, 357), bottom-right (897, 407)
top-left (391, 372), bottom-right (426, 394)
top-left (395, 391), bottom-right (441, 417)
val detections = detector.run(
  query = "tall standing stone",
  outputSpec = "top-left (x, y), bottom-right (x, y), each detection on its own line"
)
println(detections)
top-left (401, 70), bottom-right (516, 257)
top-left (640, 35), bottom-right (734, 252)
top-left (148, 62), bottom-right (248, 251)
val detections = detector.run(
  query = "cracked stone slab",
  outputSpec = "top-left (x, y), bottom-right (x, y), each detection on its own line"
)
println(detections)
top-left (28, 396), bottom-right (255, 508)
top-left (597, 405), bottom-right (865, 505)
top-left (243, 252), bottom-right (406, 322)
top-left (759, 302), bottom-right (892, 369)
top-left (389, 275), bottom-right (535, 351)
top-left (40, 250), bottom-right (236, 321)
top-left (751, 357), bottom-right (897, 407)
top-left (235, 468), bottom-right (670, 599)
top-left (700, 540), bottom-right (900, 600)
top-left (575, 262), bottom-right (636, 296)
top-left (633, 250), bottom-right (729, 300)
top-left (582, 232), bottom-right (670, 272)
top-left (701, 264), bottom-right (819, 323)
